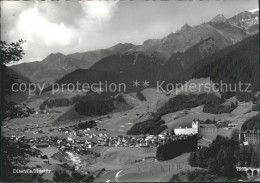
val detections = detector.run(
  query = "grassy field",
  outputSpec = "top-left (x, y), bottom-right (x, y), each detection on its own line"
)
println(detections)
top-left (92, 147), bottom-right (194, 182)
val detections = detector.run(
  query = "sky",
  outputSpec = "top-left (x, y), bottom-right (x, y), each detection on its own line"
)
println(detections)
top-left (1, 0), bottom-right (258, 64)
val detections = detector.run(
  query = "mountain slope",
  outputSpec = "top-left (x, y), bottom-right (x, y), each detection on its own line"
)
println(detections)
top-left (2, 66), bottom-right (32, 103)
top-left (10, 43), bottom-right (137, 84)
top-left (192, 34), bottom-right (259, 101)
top-left (229, 10), bottom-right (259, 34)
top-left (156, 34), bottom-right (259, 101)
top-left (136, 14), bottom-right (249, 59)
top-left (67, 43), bottom-right (137, 64)
top-left (55, 52), bottom-right (164, 93)
top-left (11, 53), bottom-right (83, 84)
top-left (157, 37), bottom-right (221, 82)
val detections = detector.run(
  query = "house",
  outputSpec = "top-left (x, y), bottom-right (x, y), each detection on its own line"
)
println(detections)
top-left (67, 131), bottom-right (77, 142)
top-left (199, 124), bottom-right (218, 135)
top-left (240, 130), bottom-right (260, 145)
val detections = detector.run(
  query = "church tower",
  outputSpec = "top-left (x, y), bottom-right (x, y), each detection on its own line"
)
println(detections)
top-left (192, 120), bottom-right (200, 134)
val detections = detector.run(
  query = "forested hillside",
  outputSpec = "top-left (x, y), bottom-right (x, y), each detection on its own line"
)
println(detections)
top-left (192, 34), bottom-right (259, 101)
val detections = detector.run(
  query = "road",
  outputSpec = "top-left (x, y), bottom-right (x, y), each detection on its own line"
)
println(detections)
top-left (106, 170), bottom-right (123, 182)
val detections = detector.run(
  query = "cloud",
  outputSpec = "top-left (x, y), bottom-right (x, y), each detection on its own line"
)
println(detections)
top-left (1, 0), bottom-right (119, 63)
top-left (82, 1), bottom-right (118, 23)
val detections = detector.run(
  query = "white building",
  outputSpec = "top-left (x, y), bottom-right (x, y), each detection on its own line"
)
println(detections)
top-left (174, 120), bottom-right (199, 135)
top-left (68, 131), bottom-right (77, 142)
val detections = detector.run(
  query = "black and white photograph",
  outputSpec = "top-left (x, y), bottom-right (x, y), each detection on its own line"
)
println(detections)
top-left (1, 0), bottom-right (259, 182)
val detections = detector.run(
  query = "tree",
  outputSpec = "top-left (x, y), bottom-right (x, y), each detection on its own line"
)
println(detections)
top-left (195, 147), bottom-right (209, 168)
top-left (72, 171), bottom-right (83, 182)
top-left (231, 129), bottom-right (240, 143)
top-left (188, 152), bottom-right (197, 166)
top-left (189, 135), bottom-right (239, 179)
top-left (1, 40), bottom-right (25, 119)
top-left (171, 129), bottom-right (175, 136)
top-left (165, 131), bottom-right (169, 136)
top-left (1, 138), bottom-right (43, 182)
top-left (250, 143), bottom-right (260, 167)
top-left (208, 157), bottom-right (218, 174)
top-left (0, 39), bottom-right (25, 64)
top-left (39, 103), bottom-right (45, 110)
top-left (53, 169), bottom-right (73, 182)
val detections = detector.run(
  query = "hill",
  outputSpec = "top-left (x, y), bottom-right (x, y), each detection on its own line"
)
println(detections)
top-left (55, 52), bottom-right (163, 93)
top-left (10, 43), bottom-right (137, 84)
top-left (157, 34), bottom-right (259, 101)
top-left (157, 37), bottom-right (221, 82)
top-left (192, 34), bottom-right (259, 101)
top-left (2, 66), bottom-right (32, 103)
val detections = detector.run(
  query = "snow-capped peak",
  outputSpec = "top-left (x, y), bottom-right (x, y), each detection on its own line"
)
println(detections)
top-left (248, 8), bottom-right (259, 13)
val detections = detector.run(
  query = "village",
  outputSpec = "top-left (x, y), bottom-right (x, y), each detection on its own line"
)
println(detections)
top-left (6, 124), bottom-right (196, 154)
top-left (5, 117), bottom-right (258, 156)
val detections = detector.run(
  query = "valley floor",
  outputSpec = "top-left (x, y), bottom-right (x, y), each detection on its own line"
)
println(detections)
top-left (2, 83), bottom-right (258, 182)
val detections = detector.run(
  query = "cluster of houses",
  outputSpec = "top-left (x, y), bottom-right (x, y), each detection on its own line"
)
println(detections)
top-left (7, 126), bottom-right (196, 156)
top-left (65, 129), bottom-right (194, 149)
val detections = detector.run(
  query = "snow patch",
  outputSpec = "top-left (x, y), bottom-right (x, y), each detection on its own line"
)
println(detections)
top-left (248, 8), bottom-right (259, 13)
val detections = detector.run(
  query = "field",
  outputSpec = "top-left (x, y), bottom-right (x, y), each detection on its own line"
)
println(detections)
top-left (86, 147), bottom-right (194, 182)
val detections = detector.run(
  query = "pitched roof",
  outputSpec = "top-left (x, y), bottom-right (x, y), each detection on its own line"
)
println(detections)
top-left (242, 130), bottom-right (260, 133)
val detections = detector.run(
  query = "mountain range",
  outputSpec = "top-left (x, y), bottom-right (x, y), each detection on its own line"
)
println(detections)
top-left (55, 32), bottom-right (259, 101)
top-left (10, 9), bottom-right (259, 91)
top-left (10, 43), bottom-right (137, 84)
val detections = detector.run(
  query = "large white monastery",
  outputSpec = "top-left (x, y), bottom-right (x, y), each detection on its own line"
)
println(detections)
top-left (174, 119), bottom-right (218, 135)
top-left (174, 120), bottom-right (199, 135)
